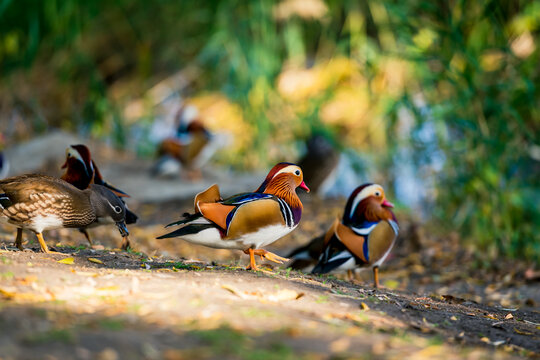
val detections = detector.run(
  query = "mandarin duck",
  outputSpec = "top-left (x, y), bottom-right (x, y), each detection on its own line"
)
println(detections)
top-left (157, 163), bottom-right (310, 270)
top-left (307, 184), bottom-right (398, 288)
top-left (0, 174), bottom-right (130, 253)
top-left (297, 135), bottom-right (339, 194)
top-left (153, 114), bottom-right (216, 179)
top-left (0, 133), bottom-right (9, 179)
top-left (61, 144), bottom-right (138, 248)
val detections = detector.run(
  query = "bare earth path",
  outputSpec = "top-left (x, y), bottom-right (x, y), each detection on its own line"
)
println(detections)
top-left (0, 242), bottom-right (538, 360)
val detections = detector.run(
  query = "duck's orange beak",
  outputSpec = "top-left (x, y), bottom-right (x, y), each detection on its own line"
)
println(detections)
top-left (299, 181), bottom-right (310, 193)
top-left (382, 199), bottom-right (394, 208)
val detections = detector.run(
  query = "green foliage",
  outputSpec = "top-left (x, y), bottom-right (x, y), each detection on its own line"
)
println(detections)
top-left (384, 0), bottom-right (540, 261)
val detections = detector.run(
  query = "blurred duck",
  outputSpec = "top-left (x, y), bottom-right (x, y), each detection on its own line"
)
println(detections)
top-left (292, 184), bottom-right (398, 288)
top-left (0, 133), bottom-right (9, 179)
top-left (0, 174), bottom-right (129, 253)
top-left (297, 135), bottom-right (339, 194)
top-left (158, 162), bottom-right (310, 270)
top-left (61, 144), bottom-right (138, 248)
top-left (153, 105), bottom-right (223, 179)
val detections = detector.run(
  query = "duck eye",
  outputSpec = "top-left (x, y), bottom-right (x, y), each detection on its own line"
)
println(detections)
top-left (375, 191), bottom-right (381, 197)
top-left (294, 170), bottom-right (300, 176)
top-left (114, 206), bottom-right (122, 214)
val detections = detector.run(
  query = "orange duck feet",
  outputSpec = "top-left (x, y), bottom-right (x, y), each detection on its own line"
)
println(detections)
top-left (244, 248), bottom-right (289, 270)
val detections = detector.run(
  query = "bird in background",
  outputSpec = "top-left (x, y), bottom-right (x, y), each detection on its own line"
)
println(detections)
top-left (297, 134), bottom-right (339, 194)
top-left (292, 183), bottom-right (398, 288)
top-left (157, 162), bottom-right (310, 270)
top-left (61, 144), bottom-right (138, 249)
top-left (153, 104), bottom-right (225, 179)
top-left (0, 174), bottom-right (129, 253)
top-left (0, 133), bottom-right (9, 179)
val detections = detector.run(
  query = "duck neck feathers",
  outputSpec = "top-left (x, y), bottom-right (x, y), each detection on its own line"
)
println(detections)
top-left (261, 175), bottom-right (302, 224)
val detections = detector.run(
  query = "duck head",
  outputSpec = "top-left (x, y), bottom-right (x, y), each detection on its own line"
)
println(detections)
top-left (343, 183), bottom-right (396, 225)
top-left (256, 162), bottom-right (309, 220)
top-left (87, 184), bottom-right (129, 237)
top-left (61, 145), bottom-right (94, 187)
top-left (256, 163), bottom-right (310, 194)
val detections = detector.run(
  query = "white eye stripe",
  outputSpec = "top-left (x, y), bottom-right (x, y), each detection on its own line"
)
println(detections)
top-left (68, 147), bottom-right (85, 163)
top-left (273, 166), bottom-right (301, 178)
top-left (349, 184), bottom-right (384, 218)
top-left (107, 200), bottom-right (123, 214)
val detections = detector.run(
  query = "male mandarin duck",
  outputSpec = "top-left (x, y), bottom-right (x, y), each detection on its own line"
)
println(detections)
top-left (61, 144), bottom-right (138, 248)
top-left (157, 162), bottom-right (310, 270)
top-left (154, 108), bottom-right (219, 179)
top-left (0, 174), bottom-right (130, 253)
top-left (299, 183), bottom-right (398, 288)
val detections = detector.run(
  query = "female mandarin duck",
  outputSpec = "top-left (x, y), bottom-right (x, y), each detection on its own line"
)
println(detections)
top-left (0, 174), bottom-right (130, 253)
top-left (305, 183), bottom-right (398, 288)
top-left (61, 144), bottom-right (138, 248)
top-left (158, 162), bottom-right (310, 270)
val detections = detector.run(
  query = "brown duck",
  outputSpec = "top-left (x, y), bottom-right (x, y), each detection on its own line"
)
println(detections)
top-left (0, 174), bottom-right (130, 253)
top-left (61, 144), bottom-right (138, 248)
top-left (297, 183), bottom-right (398, 288)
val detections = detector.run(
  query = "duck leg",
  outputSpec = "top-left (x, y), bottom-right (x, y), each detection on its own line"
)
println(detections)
top-left (373, 266), bottom-right (380, 289)
top-left (36, 232), bottom-right (50, 253)
top-left (244, 248), bottom-right (258, 271)
top-left (121, 236), bottom-right (131, 250)
top-left (252, 249), bottom-right (289, 264)
top-left (14, 228), bottom-right (23, 251)
top-left (79, 228), bottom-right (93, 246)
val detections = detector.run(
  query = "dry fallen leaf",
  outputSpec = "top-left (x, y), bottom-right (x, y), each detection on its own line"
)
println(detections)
top-left (221, 284), bottom-right (303, 302)
top-left (88, 258), bottom-right (103, 264)
top-left (485, 314), bottom-right (498, 320)
top-left (57, 257), bottom-right (74, 265)
top-left (514, 328), bottom-right (534, 336)
top-left (450, 316), bottom-right (458, 321)
top-left (16, 276), bottom-right (37, 285)
top-left (265, 289), bottom-right (304, 302)
top-left (360, 302), bottom-right (370, 310)
top-left (505, 313), bottom-right (513, 320)
top-left (222, 284), bottom-right (244, 298)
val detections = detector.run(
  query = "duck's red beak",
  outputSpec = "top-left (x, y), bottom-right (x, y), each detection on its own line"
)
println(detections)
top-left (382, 199), bottom-right (394, 208)
top-left (61, 160), bottom-right (68, 169)
top-left (299, 181), bottom-right (310, 193)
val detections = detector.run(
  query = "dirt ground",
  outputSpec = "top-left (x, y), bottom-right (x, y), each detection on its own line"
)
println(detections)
top-left (0, 136), bottom-right (539, 359)
top-left (0, 196), bottom-right (539, 360)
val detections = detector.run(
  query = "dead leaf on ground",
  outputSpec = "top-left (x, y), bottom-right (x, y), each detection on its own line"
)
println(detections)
top-left (221, 284), bottom-right (303, 302)
top-left (513, 328), bottom-right (534, 336)
top-left (0, 287), bottom-right (53, 301)
top-left (88, 258), bottom-right (103, 264)
top-left (16, 276), bottom-right (37, 285)
top-left (57, 257), bottom-right (74, 265)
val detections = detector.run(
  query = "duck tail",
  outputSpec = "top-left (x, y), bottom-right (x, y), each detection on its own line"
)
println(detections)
top-left (157, 223), bottom-right (215, 239)
top-left (164, 212), bottom-right (202, 228)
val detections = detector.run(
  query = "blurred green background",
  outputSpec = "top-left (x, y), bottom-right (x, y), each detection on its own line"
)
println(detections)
top-left (0, 0), bottom-right (538, 262)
